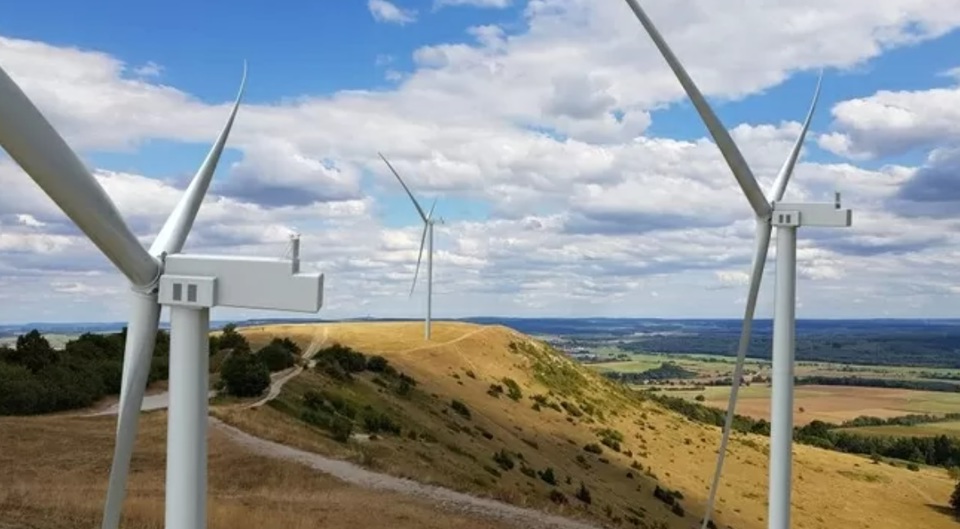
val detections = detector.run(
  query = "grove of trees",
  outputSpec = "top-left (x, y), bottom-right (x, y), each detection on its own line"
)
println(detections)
top-left (0, 324), bottom-right (303, 414)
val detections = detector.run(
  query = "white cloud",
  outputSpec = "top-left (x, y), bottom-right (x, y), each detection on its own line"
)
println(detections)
top-left (435, 0), bottom-right (512, 8)
top-left (3, 1), bottom-right (960, 321)
top-left (368, 0), bottom-right (417, 25)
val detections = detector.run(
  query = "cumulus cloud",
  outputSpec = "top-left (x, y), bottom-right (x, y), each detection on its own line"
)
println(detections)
top-left (3, 1), bottom-right (960, 321)
top-left (368, 0), bottom-right (417, 25)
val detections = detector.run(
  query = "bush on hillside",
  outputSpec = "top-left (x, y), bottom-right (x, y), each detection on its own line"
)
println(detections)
top-left (575, 482), bottom-right (592, 504)
top-left (451, 399), bottom-right (471, 419)
top-left (493, 449), bottom-right (515, 471)
top-left (502, 378), bottom-right (523, 401)
top-left (220, 352), bottom-right (270, 397)
top-left (538, 467), bottom-right (557, 485)
top-left (256, 340), bottom-right (297, 372)
top-left (218, 324), bottom-right (250, 352)
top-left (951, 480), bottom-right (960, 514)
top-left (584, 443), bottom-right (603, 454)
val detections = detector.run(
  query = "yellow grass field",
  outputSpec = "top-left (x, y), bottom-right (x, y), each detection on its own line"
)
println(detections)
top-left (669, 385), bottom-right (960, 426)
top-left (227, 322), bottom-right (957, 529)
top-left (0, 412), bottom-right (516, 529)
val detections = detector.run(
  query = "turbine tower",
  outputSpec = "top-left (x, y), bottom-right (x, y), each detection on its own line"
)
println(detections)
top-left (0, 63), bottom-right (324, 529)
top-left (378, 152), bottom-right (443, 340)
top-left (620, 2), bottom-right (853, 529)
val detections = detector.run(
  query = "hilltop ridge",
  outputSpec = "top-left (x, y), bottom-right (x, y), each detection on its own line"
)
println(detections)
top-left (213, 321), bottom-right (956, 529)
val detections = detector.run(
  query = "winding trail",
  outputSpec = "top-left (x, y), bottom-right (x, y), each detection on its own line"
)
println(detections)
top-left (213, 417), bottom-right (598, 529)
top-left (72, 325), bottom-right (600, 529)
top-left (247, 326), bottom-right (328, 409)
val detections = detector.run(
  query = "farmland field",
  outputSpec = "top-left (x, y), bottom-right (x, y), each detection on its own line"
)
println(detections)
top-left (665, 385), bottom-right (960, 426)
top-left (836, 421), bottom-right (960, 438)
top-left (586, 350), bottom-right (960, 383)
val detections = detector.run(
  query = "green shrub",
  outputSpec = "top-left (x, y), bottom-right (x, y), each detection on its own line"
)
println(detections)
top-left (363, 411), bottom-right (401, 435)
top-left (575, 482), bottom-right (592, 504)
top-left (561, 401), bottom-right (583, 417)
top-left (366, 355), bottom-right (390, 372)
top-left (256, 342), bottom-right (296, 372)
top-left (502, 378), bottom-right (523, 401)
top-left (584, 443), bottom-right (603, 454)
top-left (539, 467), bottom-right (557, 485)
top-left (906, 462), bottom-right (920, 471)
top-left (451, 399), bottom-right (472, 419)
top-left (331, 416), bottom-right (353, 442)
top-left (493, 449), bottom-right (515, 471)
top-left (220, 352), bottom-right (270, 397)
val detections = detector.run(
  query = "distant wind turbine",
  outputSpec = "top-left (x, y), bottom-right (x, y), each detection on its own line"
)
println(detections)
top-left (620, 2), bottom-right (853, 529)
top-left (378, 152), bottom-right (444, 340)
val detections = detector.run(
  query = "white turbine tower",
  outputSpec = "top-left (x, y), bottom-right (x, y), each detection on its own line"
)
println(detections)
top-left (620, 2), bottom-right (853, 529)
top-left (0, 63), bottom-right (324, 529)
top-left (378, 152), bottom-right (443, 341)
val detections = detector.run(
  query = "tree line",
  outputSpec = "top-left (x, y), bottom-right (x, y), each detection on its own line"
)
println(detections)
top-left (647, 392), bottom-right (960, 469)
top-left (0, 325), bottom-right (302, 415)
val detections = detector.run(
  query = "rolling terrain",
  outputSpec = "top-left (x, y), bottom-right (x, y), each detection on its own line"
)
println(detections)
top-left (216, 322), bottom-right (956, 529)
top-left (1, 321), bottom-right (956, 528)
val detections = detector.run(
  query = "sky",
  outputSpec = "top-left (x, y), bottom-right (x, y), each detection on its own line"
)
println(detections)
top-left (1, 0), bottom-right (960, 324)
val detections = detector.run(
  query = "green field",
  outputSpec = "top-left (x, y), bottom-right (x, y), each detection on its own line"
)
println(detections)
top-left (836, 421), bottom-right (960, 438)
top-left (585, 348), bottom-right (960, 383)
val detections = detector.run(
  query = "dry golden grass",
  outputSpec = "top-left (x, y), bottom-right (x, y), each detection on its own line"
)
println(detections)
top-left (0, 412), bottom-right (519, 529)
top-left (228, 321), bottom-right (960, 529)
top-left (671, 384), bottom-right (960, 426)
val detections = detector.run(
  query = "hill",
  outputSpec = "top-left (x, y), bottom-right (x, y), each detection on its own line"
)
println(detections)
top-left (0, 412), bottom-right (522, 529)
top-left (209, 321), bottom-right (957, 529)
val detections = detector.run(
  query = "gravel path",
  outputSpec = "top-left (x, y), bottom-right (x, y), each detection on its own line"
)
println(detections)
top-left (212, 417), bottom-right (600, 529)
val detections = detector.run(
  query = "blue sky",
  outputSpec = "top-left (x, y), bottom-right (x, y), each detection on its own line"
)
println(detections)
top-left (1, 0), bottom-right (960, 322)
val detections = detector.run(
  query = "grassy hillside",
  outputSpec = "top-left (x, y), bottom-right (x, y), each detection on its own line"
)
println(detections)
top-left (0, 412), bottom-right (515, 529)
top-left (212, 321), bottom-right (957, 529)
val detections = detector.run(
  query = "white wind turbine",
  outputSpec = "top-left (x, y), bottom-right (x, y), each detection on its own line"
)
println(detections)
top-left (620, 2), bottom-right (853, 529)
top-left (378, 152), bottom-right (444, 340)
top-left (0, 63), bottom-right (324, 529)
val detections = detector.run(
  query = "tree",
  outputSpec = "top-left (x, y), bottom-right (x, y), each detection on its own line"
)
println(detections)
top-left (951, 480), bottom-right (960, 515)
top-left (220, 352), bottom-right (270, 397)
top-left (12, 330), bottom-right (57, 373)
top-left (256, 342), bottom-right (296, 372)
top-left (218, 323), bottom-right (249, 352)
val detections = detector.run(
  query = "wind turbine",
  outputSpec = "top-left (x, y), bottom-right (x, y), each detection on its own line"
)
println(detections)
top-left (0, 63), bottom-right (324, 529)
top-left (378, 152), bottom-right (444, 340)
top-left (619, 2), bottom-right (852, 529)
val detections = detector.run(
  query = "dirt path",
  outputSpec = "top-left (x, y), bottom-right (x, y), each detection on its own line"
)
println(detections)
top-left (397, 326), bottom-right (489, 354)
top-left (212, 417), bottom-right (598, 529)
top-left (67, 326), bottom-right (601, 528)
top-left (247, 326), bottom-right (328, 409)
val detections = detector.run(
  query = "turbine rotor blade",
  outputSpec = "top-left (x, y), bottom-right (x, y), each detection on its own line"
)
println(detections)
top-left (379, 152), bottom-right (428, 222)
top-left (411, 220), bottom-right (428, 296)
top-left (0, 66), bottom-right (159, 288)
top-left (621, 0), bottom-right (771, 219)
top-left (151, 62), bottom-right (248, 255)
top-left (769, 71), bottom-right (823, 203)
top-left (101, 293), bottom-right (161, 529)
top-left (700, 220), bottom-right (772, 529)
